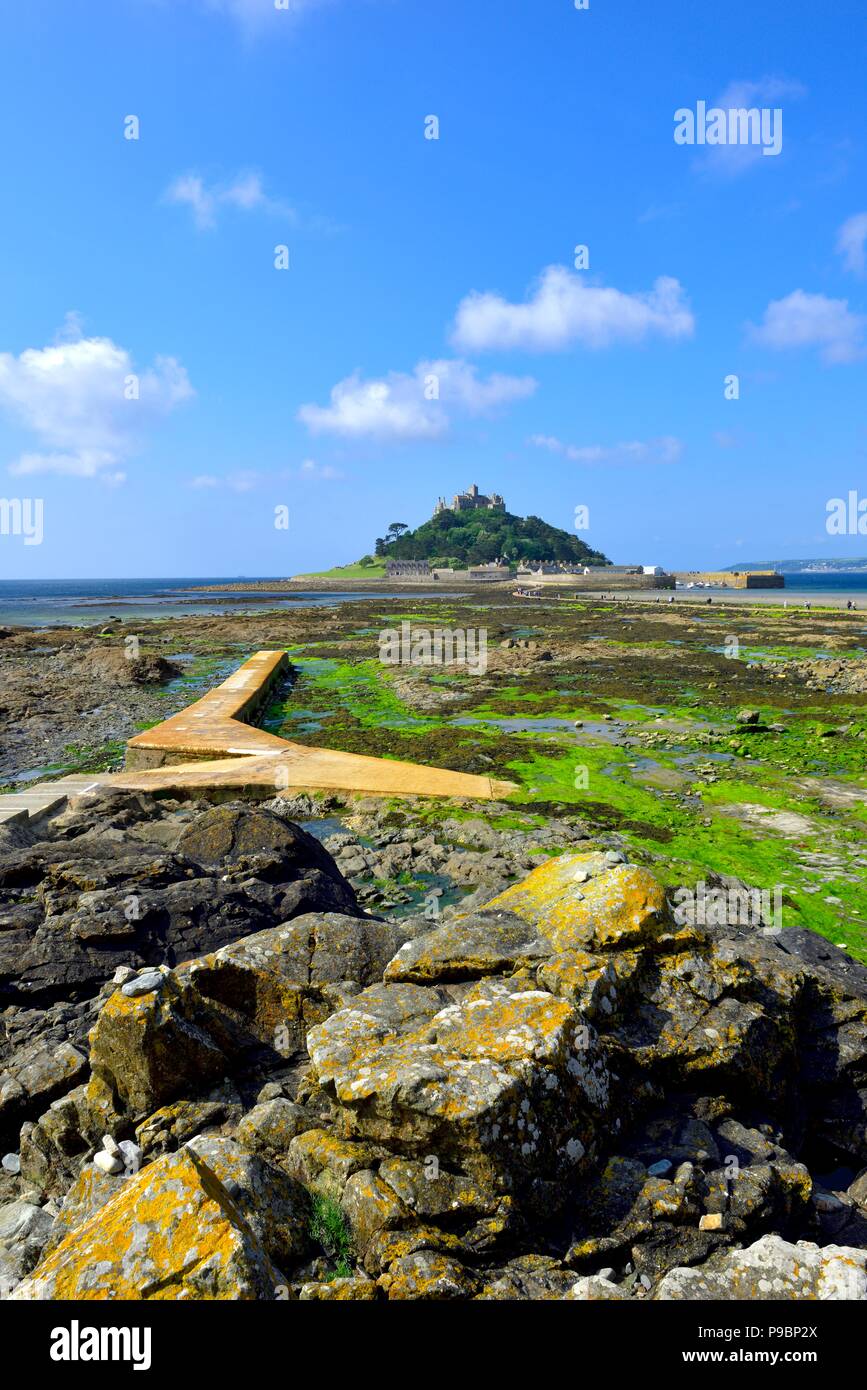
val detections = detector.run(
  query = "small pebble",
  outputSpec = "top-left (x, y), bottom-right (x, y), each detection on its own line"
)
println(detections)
top-left (699, 1213), bottom-right (725, 1231)
top-left (119, 1140), bottom-right (143, 1173)
top-left (93, 1150), bottom-right (124, 1175)
top-left (121, 971), bottom-right (165, 998)
top-left (647, 1159), bottom-right (673, 1177)
top-left (102, 1134), bottom-right (121, 1157)
top-left (112, 966), bottom-right (135, 985)
top-left (1, 1153), bottom-right (21, 1174)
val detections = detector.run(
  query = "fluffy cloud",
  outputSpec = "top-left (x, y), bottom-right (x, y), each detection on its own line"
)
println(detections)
top-left (529, 434), bottom-right (683, 466)
top-left (164, 171), bottom-right (293, 230)
top-left (298, 358), bottom-right (536, 440)
top-left (451, 266), bottom-right (694, 353)
top-left (836, 213), bottom-right (867, 276)
top-left (0, 324), bottom-right (193, 480)
top-left (748, 290), bottom-right (866, 364)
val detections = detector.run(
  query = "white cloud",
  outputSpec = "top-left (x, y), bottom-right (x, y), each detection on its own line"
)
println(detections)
top-left (194, 470), bottom-right (263, 492)
top-left (836, 213), bottom-right (867, 276)
top-left (164, 170), bottom-right (294, 230)
top-left (298, 458), bottom-right (343, 480)
top-left (298, 358), bottom-right (536, 440)
top-left (748, 289), bottom-right (866, 364)
top-left (0, 326), bottom-right (193, 480)
top-left (528, 434), bottom-right (683, 466)
top-left (451, 266), bottom-right (694, 354)
top-left (691, 77), bottom-right (806, 177)
top-left (190, 461), bottom-right (344, 489)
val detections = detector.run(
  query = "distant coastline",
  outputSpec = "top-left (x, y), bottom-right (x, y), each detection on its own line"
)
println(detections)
top-left (727, 559), bottom-right (867, 574)
top-left (4, 572), bottom-right (867, 626)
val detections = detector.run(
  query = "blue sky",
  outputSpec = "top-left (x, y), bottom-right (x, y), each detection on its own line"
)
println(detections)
top-left (0, 0), bottom-right (865, 578)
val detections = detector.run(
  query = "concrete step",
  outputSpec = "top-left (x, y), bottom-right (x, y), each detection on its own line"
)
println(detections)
top-left (0, 792), bottom-right (67, 808)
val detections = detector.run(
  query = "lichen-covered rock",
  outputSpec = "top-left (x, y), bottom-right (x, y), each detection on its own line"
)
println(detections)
top-left (286, 1129), bottom-right (388, 1199)
top-left (135, 1091), bottom-right (242, 1157)
top-left (86, 912), bottom-right (411, 1122)
top-left (184, 1136), bottom-right (311, 1268)
top-left (605, 933), bottom-right (807, 1097)
top-left (378, 1250), bottom-right (479, 1300)
top-left (307, 977), bottom-right (609, 1217)
top-left (18, 1083), bottom-right (115, 1198)
top-left (176, 805), bottom-right (342, 881)
top-left (0, 1038), bottom-right (87, 1153)
top-left (340, 1169), bottom-right (409, 1254)
top-left (485, 851), bottom-right (671, 952)
top-left (87, 976), bottom-right (226, 1120)
top-left (384, 911), bottom-right (550, 984)
top-left (11, 1148), bottom-right (279, 1300)
top-left (299, 1276), bottom-right (378, 1300)
top-left (0, 1198), bottom-right (55, 1291)
top-left (538, 947), bottom-right (641, 1021)
top-left (236, 1098), bottom-right (311, 1162)
top-left (43, 1166), bottom-right (125, 1255)
top-left (654, 1234), bottom-right (867, 1300)
top-left (361, 1223), bottom-right (466, 1277)
top-left (564, 1273), bottom-right (631, 1300)
top-left (478, 1255), bottom-right (584, 1300)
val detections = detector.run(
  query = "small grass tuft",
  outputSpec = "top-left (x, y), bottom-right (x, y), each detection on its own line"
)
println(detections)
top-left (309, 1193), bottom-right (354, 1279)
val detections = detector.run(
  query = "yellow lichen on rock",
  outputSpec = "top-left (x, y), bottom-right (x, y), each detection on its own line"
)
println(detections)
top-left (485, 851), bottom-right (670, 952)
top-left (12, 1149), bottom-right (278, 1301)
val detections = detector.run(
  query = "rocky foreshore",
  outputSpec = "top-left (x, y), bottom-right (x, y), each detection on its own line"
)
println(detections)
top-left (2, 792), bottom-right (866, 1301)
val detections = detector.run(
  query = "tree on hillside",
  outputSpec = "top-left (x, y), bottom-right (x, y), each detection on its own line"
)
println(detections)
top-left (371, 507), bottom-right (610, 569)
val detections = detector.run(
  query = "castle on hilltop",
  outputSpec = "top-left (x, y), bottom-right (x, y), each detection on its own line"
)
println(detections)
top-left (433, 483), bottom-right (506, 517)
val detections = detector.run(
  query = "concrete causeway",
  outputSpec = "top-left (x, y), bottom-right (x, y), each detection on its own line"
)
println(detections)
top-left (126, 649), bottom-right (292, 768)
top-left (0, 651), bottom-right (515, 823)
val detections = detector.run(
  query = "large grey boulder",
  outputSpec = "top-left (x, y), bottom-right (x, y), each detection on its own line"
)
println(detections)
top-left (655, 1234), bottom-right (867, 1300)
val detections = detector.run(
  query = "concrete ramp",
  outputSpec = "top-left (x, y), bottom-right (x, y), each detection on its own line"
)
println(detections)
top-left (119, 650), bottom-right (516, 801)
top-left (126, 650), bottom-right (292, 768)
top-left (1, 651), bottom-right (515, 824)
top-left (108, 748), bottom-right (514, 800)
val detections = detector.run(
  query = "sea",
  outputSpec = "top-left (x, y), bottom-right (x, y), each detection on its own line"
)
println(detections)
top-left (0, 579), bottom-right (392, 628)
top-left (1, 574), bottom-right (867, 627)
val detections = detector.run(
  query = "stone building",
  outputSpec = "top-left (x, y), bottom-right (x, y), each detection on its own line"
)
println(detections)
top-left (434, 483), bottom-right (506, 516)
top-left (386, 559), bottom-right (432, 578)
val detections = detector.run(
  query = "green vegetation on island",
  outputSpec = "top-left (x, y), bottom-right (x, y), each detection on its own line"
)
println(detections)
top-left (372, 508), bottom-right (610, 568)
